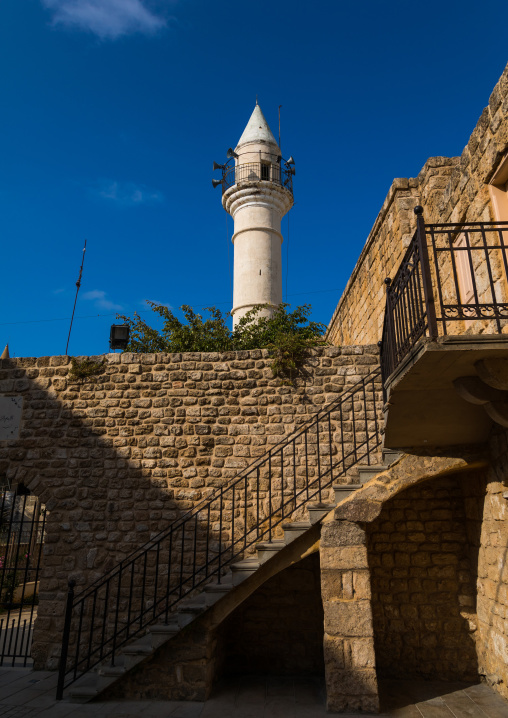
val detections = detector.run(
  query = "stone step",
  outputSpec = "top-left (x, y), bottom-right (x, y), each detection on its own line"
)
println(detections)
top-left (149, 622), bottom-right (179, 648)
top-left (178, 601), bottom-right (206, 616)
top-left (201, 576), bottom-right (234, 605)
top-left (122, 634), bottom-right (152, 656)
top-left (98, 659), bottom-right (126, 678)
top-left (306, 502), bottom-right (336, 524)
top-left (230, 557), bottom-right (260, 586)
top-left (255, 540), bottom-right (285, 564)
top-left (68, 675), bottom-right (100, 703)
top-left (333, 483), bottom-right (362, 503)
top-left (122, 636), bottom-right (153, 670)
top-left (96, 664), bottom-right (124, 691)
top-left (203, 576), bottom-right (233, 593)
top-left (281, 520), bottom-right (312, 544)
top-left (357, 464), bottom-right (386, 482)
top-left (382, 448), bottom-right (401, 465)
top-left (177, 610), bottom-right (201, 629)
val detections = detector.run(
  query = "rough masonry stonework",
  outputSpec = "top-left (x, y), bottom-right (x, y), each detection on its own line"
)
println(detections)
top-left (0, 345), bottom-right (380, 671)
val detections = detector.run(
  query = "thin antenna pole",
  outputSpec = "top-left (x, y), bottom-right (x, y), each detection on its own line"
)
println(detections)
top-left (278, 105), bottom-right (282, 151)
top-left (65, 240), bottom-right (87, 355)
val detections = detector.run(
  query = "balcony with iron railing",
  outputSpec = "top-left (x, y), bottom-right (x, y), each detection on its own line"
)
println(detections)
top-left (221, 161), bottom-right (294, 195)
top-left (379, 206), bottom-right (508, 449)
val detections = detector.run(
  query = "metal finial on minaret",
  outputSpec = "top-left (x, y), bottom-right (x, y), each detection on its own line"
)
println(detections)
top-left (215, 104), bottom-right (295, 328)
top-left (255, 94), bottom-right (258, 105)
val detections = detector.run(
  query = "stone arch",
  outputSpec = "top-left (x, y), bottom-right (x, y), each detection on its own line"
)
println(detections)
top-left (320, 449), bottom-right (487, 713)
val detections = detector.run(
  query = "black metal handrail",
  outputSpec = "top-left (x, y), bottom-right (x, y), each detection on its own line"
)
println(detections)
top-left (380, 206), bottom-right (508, 384)
top-left (222, 161), bottom-right (293, 195)
top-left (56, 367), bottom-right (382, 698)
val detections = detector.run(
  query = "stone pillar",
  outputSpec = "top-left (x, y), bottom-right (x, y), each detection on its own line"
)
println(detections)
top-left (320, 519), bottom-right (379, 714)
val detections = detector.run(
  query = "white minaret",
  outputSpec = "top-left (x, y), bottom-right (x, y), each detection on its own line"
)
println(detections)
top-left (220, 103), bottom-right (294, 328)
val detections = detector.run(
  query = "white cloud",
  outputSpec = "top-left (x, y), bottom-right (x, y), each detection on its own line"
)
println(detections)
top-left (95, 180), bottom-right (164, 206)
top-left (82, 289), bottom-right (124, 311)
top-left (41, 0), bottom-right (168, 40)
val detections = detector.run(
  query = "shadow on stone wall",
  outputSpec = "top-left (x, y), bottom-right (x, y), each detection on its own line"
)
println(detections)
top-left (367, 472), bottom-right (484, 683)
top-left (216, 552), bottom-right (324, 679)
top-left (0, 348), bottom-right (381, 672)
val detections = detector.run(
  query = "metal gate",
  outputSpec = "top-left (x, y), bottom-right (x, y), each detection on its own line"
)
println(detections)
top-left (0, 490), bottom-right (47, 666)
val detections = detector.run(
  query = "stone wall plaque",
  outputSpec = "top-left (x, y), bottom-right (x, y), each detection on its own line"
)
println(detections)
top-left (0, 396), bottom-right (23, 440)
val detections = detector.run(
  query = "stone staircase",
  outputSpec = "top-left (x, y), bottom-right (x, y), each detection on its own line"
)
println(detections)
top-left (67, 447), bottom-right (400, 703)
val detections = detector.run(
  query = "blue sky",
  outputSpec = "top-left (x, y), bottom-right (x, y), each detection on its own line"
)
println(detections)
top-left (1, 0), bottom-right (507, 358)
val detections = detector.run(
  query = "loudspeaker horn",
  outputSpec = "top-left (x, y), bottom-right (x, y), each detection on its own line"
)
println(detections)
top-left (213, 161), bottom-right (224, 171)
top-left (212, 179), bottom-right (222, 188)
top-left (227, 147), bottom-right (239, 160)
top-left (286, 156), bottom-right (295, 165)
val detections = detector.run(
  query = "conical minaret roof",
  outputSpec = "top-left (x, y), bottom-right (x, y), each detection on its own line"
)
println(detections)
top-left (1, 344), bottom-right (9, 359)
top-left (236, 103), bottom-right (281, 152)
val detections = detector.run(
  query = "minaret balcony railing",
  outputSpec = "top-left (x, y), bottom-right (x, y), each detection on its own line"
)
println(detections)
top-left (222, 161), bottom-right (293, 195)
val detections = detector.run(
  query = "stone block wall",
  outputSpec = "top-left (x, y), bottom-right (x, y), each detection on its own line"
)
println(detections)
top-left (218, 552), bottom-right (324, 677)
top-left (0, 346), bottom-right (382, 669)
top-left (367, 474), bottom-right (479, 683)
top-left (328, 62), bottom-right (508, 347)
top-left (476, 425), bottom-right (508, 699)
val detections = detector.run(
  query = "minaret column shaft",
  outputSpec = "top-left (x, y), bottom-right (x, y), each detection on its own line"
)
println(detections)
top-left (232, 199), bottom-right (283, 325)
top-left (225, 184), bottom-right (292, 327)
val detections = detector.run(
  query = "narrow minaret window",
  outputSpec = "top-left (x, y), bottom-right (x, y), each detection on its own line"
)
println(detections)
top-left (217, 104), bottom-right (295, 328)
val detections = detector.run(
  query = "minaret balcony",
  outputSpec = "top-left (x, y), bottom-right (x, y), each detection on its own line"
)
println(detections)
top-left (222, 161), bottom-right (293, 196)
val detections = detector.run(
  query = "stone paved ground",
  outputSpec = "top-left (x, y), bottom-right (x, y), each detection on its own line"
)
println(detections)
top-left (0, 670), bottom-right (507, 717)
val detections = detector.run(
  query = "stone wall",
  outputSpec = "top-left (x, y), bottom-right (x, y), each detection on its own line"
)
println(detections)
top-left (218, 552), bottom-right (324, 677)
top-left (476, 425), bottom-right (508, 699)
top-left (328, 62), bottom-right (508, 347)
top-left (367, 474), bottom-right (479, 683)
top-left (0, 346), bottom-right (381, 669)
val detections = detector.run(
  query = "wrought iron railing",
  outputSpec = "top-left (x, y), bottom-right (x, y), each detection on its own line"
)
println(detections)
top-left (380, 206), bottom-right (508, 383)
top-left (0, 491), bottom-right (47, 667)
top-left (222, 161), bottom-right (293, 195)
top-left (56, 368), bottom-right (382, 698)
